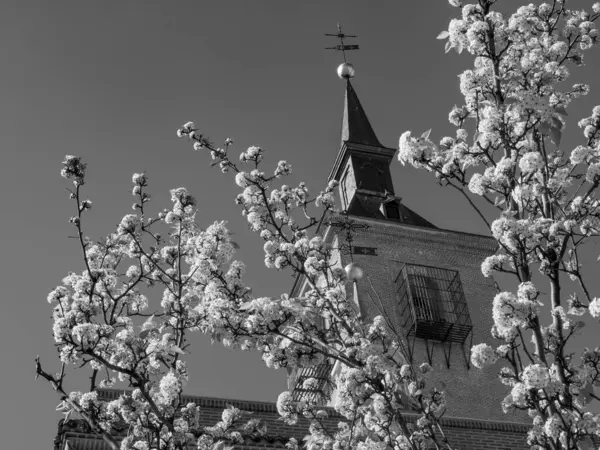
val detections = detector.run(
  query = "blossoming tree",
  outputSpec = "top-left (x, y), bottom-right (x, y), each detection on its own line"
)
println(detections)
top-left (399, 0), bottom-right (600, 448)
top-left (37, 1), bottom-right (600, 449)
top-left (38, 137), bottom-right (452, 450)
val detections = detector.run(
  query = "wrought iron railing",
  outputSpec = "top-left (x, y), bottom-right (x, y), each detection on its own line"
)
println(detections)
top-left (291, 362), bottom-right (334, 404)
top-left (395, 263), bottom-right (472, 344)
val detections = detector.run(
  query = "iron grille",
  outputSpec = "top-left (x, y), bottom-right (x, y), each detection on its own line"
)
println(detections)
top-left (292, 362), bottom-right (334, 404)
top-left (395, 263), bottom-right (472, 343)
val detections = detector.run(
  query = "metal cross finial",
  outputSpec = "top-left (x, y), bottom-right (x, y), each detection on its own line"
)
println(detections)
top-left (325, 23), bottom-right (359, 63)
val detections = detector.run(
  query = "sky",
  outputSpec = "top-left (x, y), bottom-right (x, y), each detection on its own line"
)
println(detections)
top-left (2, 1), bottom-right (600, 448)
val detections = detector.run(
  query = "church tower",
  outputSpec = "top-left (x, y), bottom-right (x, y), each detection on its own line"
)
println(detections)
top-left (290, 57), bottom-right (529, 431)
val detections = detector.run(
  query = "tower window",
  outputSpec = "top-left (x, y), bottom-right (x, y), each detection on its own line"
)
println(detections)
top-left (340, 168), bottom-right (349, 209)
top-left (394, 263), bottom-right (472, 343)
top-left (385, 202), bottom-right (400, 219)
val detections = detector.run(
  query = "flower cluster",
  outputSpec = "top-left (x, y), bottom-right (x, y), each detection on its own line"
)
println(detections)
top-left (398, 130), bottom-right (440, 169)
top-left (61, 155), bottom-right (87, 186)
top-left (470, 343), bottom-right (498, 369)
top-left (589, 298), bottom-right (600, 318)
top-left (521, 364), bottom-right (550, 390)
top-left (240, 146), bottom-right (263, 164)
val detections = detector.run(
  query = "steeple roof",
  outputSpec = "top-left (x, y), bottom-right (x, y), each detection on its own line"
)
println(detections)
top-left (341, 80), bottom-right (383, 148)
top-left (328, 74), bottom-right (438, 230)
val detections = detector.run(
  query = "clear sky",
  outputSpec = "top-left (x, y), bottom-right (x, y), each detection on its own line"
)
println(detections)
top-left (2, 1), bottom-right (600, 448)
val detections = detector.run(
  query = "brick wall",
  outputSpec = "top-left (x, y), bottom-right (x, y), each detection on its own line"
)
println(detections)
top-left (321, 213), bottom-right (527, 424)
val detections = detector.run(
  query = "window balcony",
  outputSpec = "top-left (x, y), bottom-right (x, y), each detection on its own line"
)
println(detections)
top-left (395, 263), bottom-right (472, 344)
top-left (291, 362), bottom-right (334, 404)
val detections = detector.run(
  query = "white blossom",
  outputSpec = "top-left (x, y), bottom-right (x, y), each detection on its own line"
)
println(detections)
top-left (589, 298), bottom-right (600, 318)
top-left (522, 364), bottom-right (550, 389)
top-left (471, 343), bottom-right (498, 368)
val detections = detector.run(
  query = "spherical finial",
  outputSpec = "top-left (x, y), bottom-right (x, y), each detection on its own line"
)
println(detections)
top-left (337, 63), bottom-right (356, 79)
top-left (345, 262), bottom-right (363, 281)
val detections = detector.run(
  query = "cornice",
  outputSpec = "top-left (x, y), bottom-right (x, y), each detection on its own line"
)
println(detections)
top-left (326, 213), bottom-right (498, 257)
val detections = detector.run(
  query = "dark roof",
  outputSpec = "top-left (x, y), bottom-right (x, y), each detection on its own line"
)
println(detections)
top-left (53, 390), bottom-right (541, 450)
top-left (54, 389), bottom-right (344, 450)
top-left (347, 195), bottom-right (437, 228)
top-left (341, 80), bottom-right (383, 148)
top-left (396, 202), bottom-right (438, 228)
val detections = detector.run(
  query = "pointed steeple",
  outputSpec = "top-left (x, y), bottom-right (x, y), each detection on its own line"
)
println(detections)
top-left (341, 79), bottom-right (383, 148)
top-left (326, 63), bottom-right (435, 227)
top-left (328, 63), bottom-right (397, 197)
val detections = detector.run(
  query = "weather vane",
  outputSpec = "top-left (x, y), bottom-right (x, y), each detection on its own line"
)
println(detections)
top-left (325, 24), bottom-right (359, 63)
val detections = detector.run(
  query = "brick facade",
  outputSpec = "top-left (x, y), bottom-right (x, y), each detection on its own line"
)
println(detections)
top-left (317, 213), bottom-right (528, 424)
